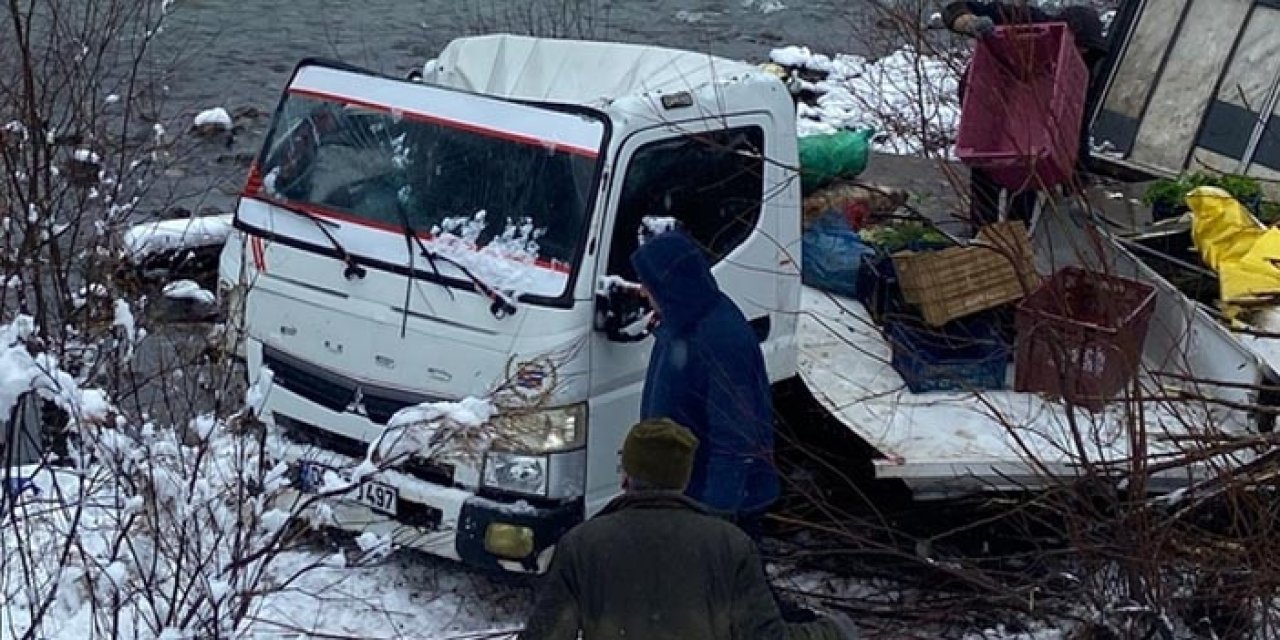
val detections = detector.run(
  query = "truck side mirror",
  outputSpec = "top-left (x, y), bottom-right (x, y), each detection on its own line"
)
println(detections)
top-left (594, 277), bottom-right (653, 343)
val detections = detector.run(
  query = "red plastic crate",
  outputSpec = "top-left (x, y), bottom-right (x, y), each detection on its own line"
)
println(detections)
top-left (956, 23), bottom-right (1089, 192)
top-left (1014, 267), bottom-right (1157, 411)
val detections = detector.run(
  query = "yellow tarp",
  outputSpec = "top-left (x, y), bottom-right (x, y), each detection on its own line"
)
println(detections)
top-left (1189, 186), bottom-right (1280, 305)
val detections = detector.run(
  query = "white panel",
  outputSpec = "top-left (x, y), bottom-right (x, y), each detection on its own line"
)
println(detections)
top-left (1102, 0), bottom-right (1189, 120)
top-left (1189, 148), bottom-right (1248, 175)
top-left (1130, 0), bottom-right (1252, 170)
top-left (1213, 7), bottom-right (1280, 110)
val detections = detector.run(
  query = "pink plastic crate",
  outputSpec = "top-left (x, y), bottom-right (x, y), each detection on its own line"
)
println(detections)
top-left (956, 23), bottom-right (1089, 192)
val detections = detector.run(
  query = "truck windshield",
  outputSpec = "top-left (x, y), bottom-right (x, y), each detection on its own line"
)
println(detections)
top-left (249, 92), bottom-right (601, 299)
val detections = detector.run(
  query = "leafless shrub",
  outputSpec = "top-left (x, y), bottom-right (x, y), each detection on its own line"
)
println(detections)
top-left (768, 3), bottom-right (1280, 639)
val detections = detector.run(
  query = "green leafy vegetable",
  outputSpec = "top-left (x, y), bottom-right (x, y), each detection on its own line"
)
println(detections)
top-left (1142, 172), bottom-right (1265, 211)
top-left (859, 222), bottom-right (949, 252)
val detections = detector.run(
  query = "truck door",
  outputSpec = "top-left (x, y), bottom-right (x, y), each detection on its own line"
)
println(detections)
top-left (584, 115), bottom-right (776, 516)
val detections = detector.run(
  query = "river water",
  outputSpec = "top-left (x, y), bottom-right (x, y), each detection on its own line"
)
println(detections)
top-left (147, 0), bottom-right (1115, 212)
top-left (148, 0), bottom-right (915, 212)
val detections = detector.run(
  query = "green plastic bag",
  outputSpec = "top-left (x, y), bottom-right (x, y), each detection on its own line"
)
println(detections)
top-left (799, 128), bottom-right (874, 195)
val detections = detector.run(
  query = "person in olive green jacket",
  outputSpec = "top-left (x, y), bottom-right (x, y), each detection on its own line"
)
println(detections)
top-left (519, 418), bottom-right (858, 640)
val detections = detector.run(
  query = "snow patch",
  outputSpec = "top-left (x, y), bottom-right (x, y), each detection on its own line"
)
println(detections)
top-left (773, 44), bottom-right (962, 156)
top-left (597, 275), bottom-right (642, 296)
top-left (376, 396), bottom-right (496, 462)
top-left (193, 107), bottom-right (232, 129)
top-left (639, 216), bottom-right (679, 245)
top-left (742, 0), bottom-right (786, 14)
top-left (427, 211), bottom-right (565, 300)
top-left (245, 366), bottom-right (274, 416)
top-left (355, 531), bottom-right (393, 561)
top-left (112, 299), bottom-right (137, 359)
top-left (78, 389), bottom-right (112, 424)
top-left (0, 316), bottom-right (89, 420)
top-left (191, 414), bottom-right (218, 441)
top-left (123, 214), bottom-right (233, 262)
top-left (162, 279), bottom-right (216, 305)
top-left (73, 149), bottom-right (101, 164)
top-left (770, 45), bottom-right (816, 68)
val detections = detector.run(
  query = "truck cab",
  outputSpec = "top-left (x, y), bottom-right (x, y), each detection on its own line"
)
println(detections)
top-left (225, 35), bottom-right (801, 572)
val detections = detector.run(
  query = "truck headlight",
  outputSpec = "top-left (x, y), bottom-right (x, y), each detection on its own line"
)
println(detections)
top-left (500, 404), bottom-right (586, 454)
top-left (481, 404), bottom-right (587, 497)
top-left (482, 452), bottom-right (548, 496)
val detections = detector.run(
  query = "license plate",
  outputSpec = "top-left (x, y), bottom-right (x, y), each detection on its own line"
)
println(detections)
top-left (298, 461), bottom-right (399, 517)
top-left (353, 480), bottom-right (398, 516)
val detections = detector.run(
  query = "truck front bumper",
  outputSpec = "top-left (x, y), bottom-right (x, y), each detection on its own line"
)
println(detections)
top-left (266, 391), bottom-right (582, 573)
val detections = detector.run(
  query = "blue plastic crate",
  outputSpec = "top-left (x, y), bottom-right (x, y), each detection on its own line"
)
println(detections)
top-left (854, 251), bottom-right (900, 322)
top-left (887, 317), bottom-right (1010, 393)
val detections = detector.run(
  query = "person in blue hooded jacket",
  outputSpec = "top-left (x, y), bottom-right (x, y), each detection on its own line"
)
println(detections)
top-left (629, 230), bottom-right (781, 531)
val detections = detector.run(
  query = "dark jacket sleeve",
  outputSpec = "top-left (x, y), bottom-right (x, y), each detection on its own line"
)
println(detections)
top-left (730, 542), bottom-right (790, 640)
top-left (943, 2), bottom-right (1050, 32)
top-left (518, 543), bottom-right (581, 640)
top-left (729, 541), bottom-right (852, 640)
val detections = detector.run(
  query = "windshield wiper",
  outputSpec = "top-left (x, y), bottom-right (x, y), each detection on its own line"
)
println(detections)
top-left (394, 211), bottom-right (517, 321)
top-left (420, 245), bottom-right (518, 319)
top-left (263, 197), bottom-right (367, 280)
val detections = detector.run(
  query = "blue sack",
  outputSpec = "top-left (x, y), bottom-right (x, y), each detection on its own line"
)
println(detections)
top-left (801, 211), bottom-right (875, 298)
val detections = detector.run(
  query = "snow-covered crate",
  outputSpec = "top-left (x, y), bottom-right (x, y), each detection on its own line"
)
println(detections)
top-left (892, 222), bottom-right (1039, 327)
top-left (887, 317), bottom-right (1010, 393)
top-left (1014, 266), bottom-right (1157, 411)
top-left (955, 23), bottom-right (1088, 191)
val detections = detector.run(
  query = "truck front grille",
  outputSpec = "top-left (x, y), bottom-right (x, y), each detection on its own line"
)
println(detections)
top-left (262, 346), bottom-right (439, 426)
top-left (263, 347), bottom-right (353, 413)
top-left (274, 413), bottom-right (455, 487)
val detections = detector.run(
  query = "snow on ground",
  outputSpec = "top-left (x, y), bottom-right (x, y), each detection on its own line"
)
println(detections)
top-left (123, 214), bottom-right (233, 262)
top-left (247, 551), bottom-right (526, 639)
top-left (771, 44), bottom-right (963, 156)
top-left (1, 353), bottom-right (520, 639)
top-left (193, 107), bottom-right (233, 130)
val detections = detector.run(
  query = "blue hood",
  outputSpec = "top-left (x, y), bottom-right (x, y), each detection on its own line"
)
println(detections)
top-left (630, 231), bottom-right (720, 332)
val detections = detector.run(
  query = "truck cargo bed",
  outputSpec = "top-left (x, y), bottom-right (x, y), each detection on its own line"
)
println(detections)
top-left (797, 207), bottom-right (1270, 499)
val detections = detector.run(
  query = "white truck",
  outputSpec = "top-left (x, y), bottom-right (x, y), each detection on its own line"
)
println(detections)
top-left (217, 35), bottom-right (1277, 573)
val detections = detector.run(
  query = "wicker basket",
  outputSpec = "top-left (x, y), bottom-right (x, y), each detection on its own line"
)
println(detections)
top-left (891, 222), bottom-right (1040, 327)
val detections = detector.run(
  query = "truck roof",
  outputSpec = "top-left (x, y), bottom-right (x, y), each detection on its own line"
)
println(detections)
top-left (424, 34), bottom-right (767, 109)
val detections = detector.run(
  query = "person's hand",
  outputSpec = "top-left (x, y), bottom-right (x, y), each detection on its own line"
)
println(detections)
top-left (955, 14), bottom-right (995, 38)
